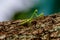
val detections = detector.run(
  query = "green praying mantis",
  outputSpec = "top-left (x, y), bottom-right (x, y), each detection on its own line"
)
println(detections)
top-left (20, 9), bottom-right (44, 25)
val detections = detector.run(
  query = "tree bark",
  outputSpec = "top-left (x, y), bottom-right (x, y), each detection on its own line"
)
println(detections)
top-left (0, 13), bottom-right (60, 40)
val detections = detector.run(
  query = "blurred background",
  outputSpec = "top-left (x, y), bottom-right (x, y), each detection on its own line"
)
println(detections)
top-left (13, 0), bottom-right (60, 20)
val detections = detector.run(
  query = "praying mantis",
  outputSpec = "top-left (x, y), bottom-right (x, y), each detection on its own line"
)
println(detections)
top-left (20, 9), bottom-right (44, 25)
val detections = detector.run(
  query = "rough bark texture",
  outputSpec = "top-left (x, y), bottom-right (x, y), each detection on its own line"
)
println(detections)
top-left (0, 13), bottom-right (60, 40)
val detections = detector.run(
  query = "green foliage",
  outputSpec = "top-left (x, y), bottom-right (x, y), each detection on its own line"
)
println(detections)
top-left (13, 9), bottom-right (35, 20)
